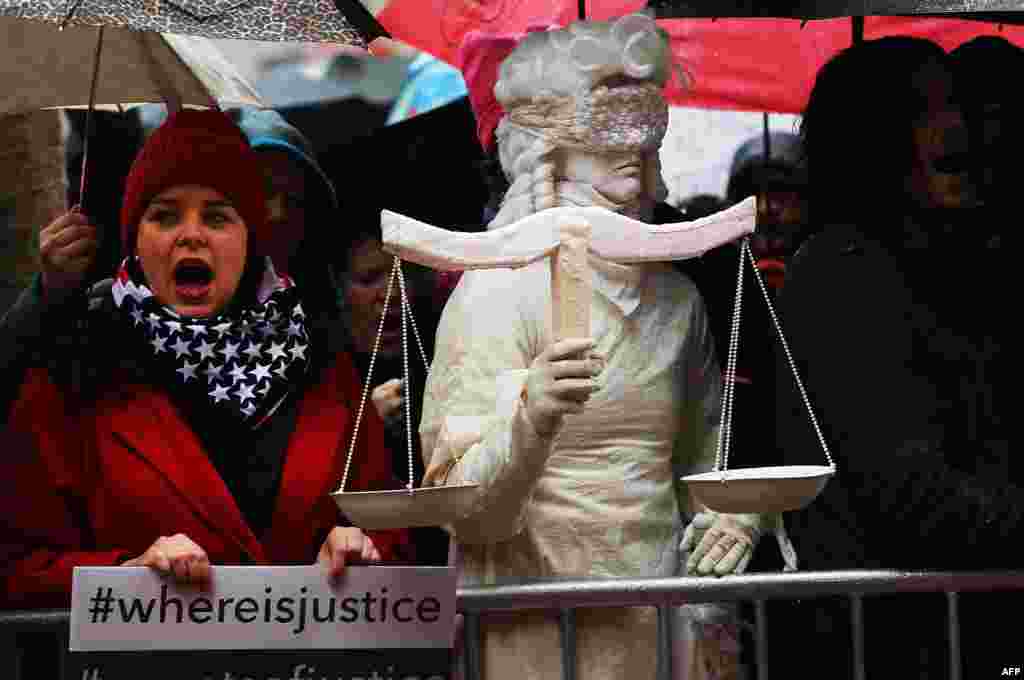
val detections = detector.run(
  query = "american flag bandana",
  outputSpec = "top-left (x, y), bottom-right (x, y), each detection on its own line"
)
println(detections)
top-left (111, 256), bottom-right (311, 429)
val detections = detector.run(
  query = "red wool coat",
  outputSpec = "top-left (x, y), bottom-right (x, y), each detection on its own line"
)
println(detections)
top-left (0, 352), bottom-right (411, 609)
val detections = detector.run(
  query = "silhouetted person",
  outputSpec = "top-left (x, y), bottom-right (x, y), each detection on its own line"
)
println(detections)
top-left (772, 37), bottom-right (1013, 680)
top-left (951, 35), bottom-right (1024, 247)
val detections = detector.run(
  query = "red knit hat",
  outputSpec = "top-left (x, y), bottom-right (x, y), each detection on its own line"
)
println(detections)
top-left (120, 109), bottom-right (268, 255)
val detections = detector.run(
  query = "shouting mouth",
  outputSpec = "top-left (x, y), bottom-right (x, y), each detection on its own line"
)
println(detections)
top-left (932, 151), bottom-right (970, 175)
top-left (174, 258), bottom-right (214, 302)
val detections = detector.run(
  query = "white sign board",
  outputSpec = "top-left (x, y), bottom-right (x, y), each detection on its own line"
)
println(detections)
top-left (70, 566), bottom-right (456, 652)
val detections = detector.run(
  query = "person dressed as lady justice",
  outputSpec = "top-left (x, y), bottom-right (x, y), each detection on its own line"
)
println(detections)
top-left (419, 15), bottom-right (789, 680)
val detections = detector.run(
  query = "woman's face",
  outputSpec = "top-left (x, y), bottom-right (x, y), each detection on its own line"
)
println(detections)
top-left (343, 238), bottom-right (408, 358)
top-left (906, 61), bottom-right (975, 211)
top-left (259, 149), bottom-right (307, 273)
top-left (136, 185), bottom-right (248, 318)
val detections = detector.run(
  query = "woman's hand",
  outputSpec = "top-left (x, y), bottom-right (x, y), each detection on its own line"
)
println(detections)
top-left (39, 211), bottom-right (98, 301)
top-left (371, 378), bottom-right (405, 430)
top-left (522, 338), bottom-right (604, 437)
top-left (318, 527), bottom-right (381, 583)
top-left (122, 534), bottom-right (211, 588)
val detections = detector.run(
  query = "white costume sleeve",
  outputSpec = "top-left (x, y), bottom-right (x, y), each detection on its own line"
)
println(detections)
top-left (672, 293), bottom-right (723, 516)
top-left (420, 267), bottom-right (555, 544)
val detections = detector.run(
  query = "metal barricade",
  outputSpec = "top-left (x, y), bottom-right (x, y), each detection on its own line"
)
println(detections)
top-left (3, 570), bottom-right (1024, 680)
top-left (456, 570), bottom-right (1024, 680)
top-left (0, 609), bottom-right (70, 679)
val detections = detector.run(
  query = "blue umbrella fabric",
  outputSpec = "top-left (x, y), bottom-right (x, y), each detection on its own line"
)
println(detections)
top-left (255, 54), bottom-right (407, 111)
top-left (385, 52), bottom-right (469, 125)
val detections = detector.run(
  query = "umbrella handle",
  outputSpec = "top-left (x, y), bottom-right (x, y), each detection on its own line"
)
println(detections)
top-left (165, 93), bottom-right (183, 115)
top-left (331, 0), bottom-right (390, 41)
top-left (76, 26), bottom-right (106, 212)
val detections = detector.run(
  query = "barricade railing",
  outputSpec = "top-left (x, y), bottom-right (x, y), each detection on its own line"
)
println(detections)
top-left (3, 570), bottom-right (1024, 680)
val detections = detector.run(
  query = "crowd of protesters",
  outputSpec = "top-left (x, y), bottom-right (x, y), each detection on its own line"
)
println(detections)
top-left (0, 24), bottom-right (1016, 680)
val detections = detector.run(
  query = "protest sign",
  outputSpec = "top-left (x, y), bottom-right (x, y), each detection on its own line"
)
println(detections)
top-left (66, 566), bottom-right (456, 680)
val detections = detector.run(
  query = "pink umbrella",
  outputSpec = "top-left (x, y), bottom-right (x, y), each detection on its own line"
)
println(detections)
top-left (364, 1), bottom-right (1024, 113)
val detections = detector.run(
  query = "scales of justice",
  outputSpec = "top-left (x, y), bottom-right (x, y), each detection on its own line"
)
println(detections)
top-left (332, 198), bottom-right (835, 529)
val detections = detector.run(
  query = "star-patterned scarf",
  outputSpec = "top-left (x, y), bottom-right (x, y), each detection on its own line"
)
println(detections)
top-left (111, 256), bottom-right (311, 429)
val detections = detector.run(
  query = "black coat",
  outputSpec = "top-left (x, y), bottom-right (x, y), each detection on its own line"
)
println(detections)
top-left (768, 219), bottom-right (1015, 679)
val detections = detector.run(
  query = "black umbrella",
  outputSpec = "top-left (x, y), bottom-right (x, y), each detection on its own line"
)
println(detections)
top-left (320, 96), bottom-right (490, 231)
top-left (256, 54), bottom-right (408, 153)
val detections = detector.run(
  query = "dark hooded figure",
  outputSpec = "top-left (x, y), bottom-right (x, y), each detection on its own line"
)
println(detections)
top-left (950, 35), bottom-right (1024, 247)
top-left (326, 204), bottom-right (452, 567)
top-left (769, 37), bottom-right (1015, 680)
top-left (725, 131), bottom-right (812, 274)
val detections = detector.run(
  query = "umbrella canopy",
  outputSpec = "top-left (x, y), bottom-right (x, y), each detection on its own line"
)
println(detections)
top-left (253, 55), bottom-right (405, 152)
top-left (256, 53), bottom-right (407, 110)
top-left (323, 96), bottom-right (490, 228)
top-left (0, 18), bottom-right (263, 116)
top-left (386, 52), bottom-right (468, 124)
top-left (362, 0), bottom-right (1024, 113)
top-left (0, 0), bottom-right (367, 44)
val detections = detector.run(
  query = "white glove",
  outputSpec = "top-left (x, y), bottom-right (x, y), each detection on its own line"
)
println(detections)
top-left (681, 511), bottom-right (765, 576)
top-left (521, 338), bottom-right (603, 437)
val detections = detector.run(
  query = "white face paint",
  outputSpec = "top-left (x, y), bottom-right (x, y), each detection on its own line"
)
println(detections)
top-left (560, 149), bottom-right (643, 199)
top-left (557, 146), bottom-right (660, 219)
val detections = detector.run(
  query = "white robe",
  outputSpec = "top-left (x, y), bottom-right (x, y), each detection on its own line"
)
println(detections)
top-left (420, 255), bottom-right (723, 680)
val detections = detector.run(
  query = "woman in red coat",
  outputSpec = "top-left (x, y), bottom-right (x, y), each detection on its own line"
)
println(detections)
top-left (0, 110), bottom-right (411, 608)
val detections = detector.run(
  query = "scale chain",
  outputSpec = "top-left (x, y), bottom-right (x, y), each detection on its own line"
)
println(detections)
top-left (339, 258), bottom-right (399, 493)
top-left (339, 256), bottom-right (437, 494)
top-left (715, 237), bottom-right (745, 477)
top-left (396, 263), bottom-right (433, 491)
top-left (714, 237), bottom-right (836, 479)
top-left (398, 265), bottom-right (433, 375)
top-left (744, 243), bottom-right (835, 470)
top-left (397, 263), bottom-right (414, 491)
top-left (725, 241), bottom-right (747, 470)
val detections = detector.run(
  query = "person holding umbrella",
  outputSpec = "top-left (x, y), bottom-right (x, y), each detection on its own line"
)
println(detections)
top-left (0, 109), bottom-right (410, 608)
